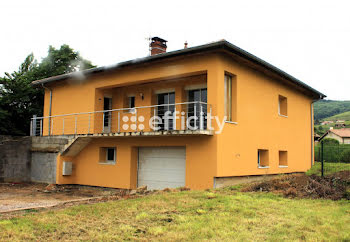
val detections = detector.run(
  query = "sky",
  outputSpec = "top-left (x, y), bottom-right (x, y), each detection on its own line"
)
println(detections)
top-left (0, 0), bottom-right (349, 100)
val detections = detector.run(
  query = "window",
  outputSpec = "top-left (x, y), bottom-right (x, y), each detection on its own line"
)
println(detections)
top-left (188, 88), bottom-right (207, 129)
top-left (224, 74), bottom-right (237, 122)
top-left (99, 147), bottom-right (116, 164)
top-left (129, 96), bottom-right (135, 109)
top-left (279, 151), bottom-right (288, 167)
top-left (124, 96), bottom-right (135, 113)
top-left (157, 92), bottom-right (175, 130)
top-left (258, 149), bottom-right (269, 168)
top-left (278, 95), bottom-right (288, 117)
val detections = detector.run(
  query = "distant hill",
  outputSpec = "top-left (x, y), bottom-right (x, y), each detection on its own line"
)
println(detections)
top-left (314, 100), bottom-right (350, 121)
top-left (323, 111), bottom-right (350, 121)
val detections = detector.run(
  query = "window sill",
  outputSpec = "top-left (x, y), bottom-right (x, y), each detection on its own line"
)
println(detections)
top-left (278, 113), bottom-right (288, 118)
top-left (279, 165), bottom-right (288, 168)
top-left (225, 121), bottom-right (238, 125)
top-left (99, 161), bottom-right (116, 165)
top-left (258, 166), bottom-right (270, 169)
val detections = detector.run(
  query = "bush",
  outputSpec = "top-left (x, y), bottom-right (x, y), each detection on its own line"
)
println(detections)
top-left (339, 149), bottom-right (350, 163)
top-left (322, 138), bottom-right (340, 145)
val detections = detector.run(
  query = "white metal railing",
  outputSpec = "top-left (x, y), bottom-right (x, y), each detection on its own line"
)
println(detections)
top-left (30, 101), bottom-right (212, 136)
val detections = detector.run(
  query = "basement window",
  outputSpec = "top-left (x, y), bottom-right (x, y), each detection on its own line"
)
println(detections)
top-left (258, 149), bottom-right (269, 168)
top-left (278, 95), bottom-right (288, 117)
top-left (99, 147), bottom-right (116, 164)
top-left (279, 151), bottom-right (288, 167)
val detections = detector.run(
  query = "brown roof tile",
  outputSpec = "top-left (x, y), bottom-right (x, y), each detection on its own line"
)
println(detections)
top-left (330, 128), bottom-right (350, 138)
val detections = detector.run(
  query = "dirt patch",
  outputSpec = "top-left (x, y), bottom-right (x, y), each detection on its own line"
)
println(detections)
top-left (0, 183), bottom-right (128, 214)
top-left (241, 171), bottom-right (350, 200)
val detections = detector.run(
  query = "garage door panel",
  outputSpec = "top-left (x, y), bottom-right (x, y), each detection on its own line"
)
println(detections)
top-left (138, 147), bottom-right (186, 190)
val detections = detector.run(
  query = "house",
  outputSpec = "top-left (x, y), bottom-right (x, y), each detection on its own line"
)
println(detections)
top-left (30, 37), bottom-right (325, 190)
top-left (321, 120), bottom-right (333, 125)
top-left (319, 128), bottom-right (350, 144)
top-left (335, 120), bottom-right (346, 128)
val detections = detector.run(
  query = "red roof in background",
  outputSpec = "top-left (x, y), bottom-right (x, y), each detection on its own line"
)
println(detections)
top-left (330, 128), bottom-right (350, 138)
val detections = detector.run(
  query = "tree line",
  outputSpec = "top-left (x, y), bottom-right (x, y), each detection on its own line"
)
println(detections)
top-left (0, 45), bottom-right (95, 135)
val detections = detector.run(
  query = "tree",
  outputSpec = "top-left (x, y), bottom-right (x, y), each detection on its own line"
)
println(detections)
top-left (0, 45), bottom-right (95, 135)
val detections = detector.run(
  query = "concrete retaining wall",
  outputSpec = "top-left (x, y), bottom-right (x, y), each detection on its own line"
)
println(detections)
top-left (0, 136), bottom-right (70, 183)
top-left (0, 136), bottom-right (32, 182)
top-left (31, 152), bottom-right (58, 183)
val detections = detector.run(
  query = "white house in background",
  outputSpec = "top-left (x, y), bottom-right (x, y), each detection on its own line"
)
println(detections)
top-left (319, 128), bottom-right (350, 144)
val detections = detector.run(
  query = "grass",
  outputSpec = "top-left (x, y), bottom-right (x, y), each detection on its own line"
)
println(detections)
top-left (0, 190), bottom-right (349, 241)
top-left (324, 111), bottom-right (350, 121)
top-left (307, 161), bottom-right (350, 176)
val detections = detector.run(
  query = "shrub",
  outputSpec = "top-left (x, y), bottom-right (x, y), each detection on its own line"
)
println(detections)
top-left (339, 149), bottom-right (350, 163)
top-left (322, 138), bottom-right (340, 145)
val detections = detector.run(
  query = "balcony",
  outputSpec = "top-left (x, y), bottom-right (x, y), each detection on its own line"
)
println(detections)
top-left (30, 102), bottom-right (213, 137)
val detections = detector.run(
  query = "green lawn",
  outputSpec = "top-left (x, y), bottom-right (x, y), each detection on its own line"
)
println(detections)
top-left (0, 190), bottom-right (349, 241)
top-left (324, 111), bottom-right (350, 122)
top-left (307, 161), bottom-right (350, 176)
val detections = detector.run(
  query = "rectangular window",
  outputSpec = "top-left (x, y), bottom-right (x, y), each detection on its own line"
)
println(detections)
top-left (224, 74), bottom-right (237, 122)
top-left (258, 149), bottom-right (269, 168)
top-left (278, 95), bottom-right (288, 117)
top-left (99, 147), bottom-right (116, 164)
top-left (279, 151), bottom-right (288, 167)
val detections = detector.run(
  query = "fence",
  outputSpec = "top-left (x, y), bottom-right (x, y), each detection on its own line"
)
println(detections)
top-left (314, 142), bottom-right (350, 176)
top-left (30, 101), bottom-right (212, 136)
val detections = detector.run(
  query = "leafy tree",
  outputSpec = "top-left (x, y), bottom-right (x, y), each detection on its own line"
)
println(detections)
top-left (0, 45), bottom-right (95, 135)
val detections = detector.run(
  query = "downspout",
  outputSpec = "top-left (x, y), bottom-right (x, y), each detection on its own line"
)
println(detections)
top-left (41, 83), bottom-right (52, 135)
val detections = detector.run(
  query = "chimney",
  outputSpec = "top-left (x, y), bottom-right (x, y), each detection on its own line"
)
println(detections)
top-left (184, 41), bottom-right (188, 49)
top-left (150, 37), bottom-right (167, 55)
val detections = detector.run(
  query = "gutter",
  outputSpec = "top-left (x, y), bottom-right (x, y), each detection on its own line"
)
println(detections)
top-left (41, 83), bottom-right (52, 134)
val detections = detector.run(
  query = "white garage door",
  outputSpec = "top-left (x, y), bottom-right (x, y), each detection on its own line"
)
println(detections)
top-left (138, 147), bottom-right (186, 190)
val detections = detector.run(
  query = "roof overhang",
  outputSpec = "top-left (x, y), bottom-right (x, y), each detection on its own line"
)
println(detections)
top-left (31, 40), bottom-right (326, 99)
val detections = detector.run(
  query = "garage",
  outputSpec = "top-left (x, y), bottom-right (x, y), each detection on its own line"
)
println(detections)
top-left (138, 147), bottom-right (186, 190)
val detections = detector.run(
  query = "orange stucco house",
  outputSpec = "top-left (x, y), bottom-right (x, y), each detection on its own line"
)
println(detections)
top-left (31, 37), bottom-right (325, 190)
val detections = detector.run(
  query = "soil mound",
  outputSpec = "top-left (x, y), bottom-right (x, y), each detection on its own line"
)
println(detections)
top-left (241, 171), bottom-right (350, 200)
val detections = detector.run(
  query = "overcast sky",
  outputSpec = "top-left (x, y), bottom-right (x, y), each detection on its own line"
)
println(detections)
top-left (0, 0), bottom-right (349, 100)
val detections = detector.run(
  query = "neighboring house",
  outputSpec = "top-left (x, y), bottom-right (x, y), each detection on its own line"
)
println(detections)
top-left (335, 120), bottom-right (346, 128)
top-left (31, 37), bottom-right (325, 190)
top-left (321, 121), bottom-right (333, 125)
top-left (319, 128), bottom-right (350, 144)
